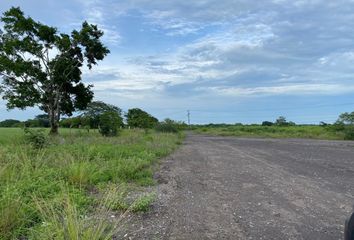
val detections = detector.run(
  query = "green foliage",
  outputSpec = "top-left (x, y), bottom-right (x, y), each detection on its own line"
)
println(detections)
top-left (23, 128), bottom-right (48, 149)
top-left (65, 161), bottom-right (99, 188)
top-left (194, 124), bottom-right (346, 140)
top-left (0, 197), bottom-right (26, 240)
top-left (261, 121), bottom-right (274, 126)
top-left (99, 111), bottom-right (123, 137)
top-left (31, 190), bottom-right (121, 240)
top-left (319, 121), bottom-right (329, 126)
top-left (82, 101), bottom-right (123, 129)
top-left (60, 116), bottom-right (82, 128)
top-left (155, 118), bottom-right (186, 133)
top-left (0, 128), bottom-right (183, 239)
top-left (126, 108), bottom-right (158, 129)
top-left (334, 112), bottom-right (354, 139)
top-left (130, 193), bottom-right (156, 212)
top-left (34, 114), bottom-right (50, 128)
top-left (0, 119), bottom-right (21, 127)
top-left (343, 126), bottom-right (354, 140)
top-left (337, 112), bottom-right (354, 125)
top-left (274, 116), bottom-right (295, 126)
top-left (0, 7), bottom-right (109, 134)
top-left (107, 185), bottom-right (155, 212)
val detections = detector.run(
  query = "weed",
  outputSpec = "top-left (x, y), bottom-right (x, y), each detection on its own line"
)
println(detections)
top-left (130, 193), bottom-right (156, 212)
top-left (31, 189), bottom-right (127, 240)
top-left (0, 128), bottom-right (183, 239)
top-left (24, 128), bottom-right (48, 149)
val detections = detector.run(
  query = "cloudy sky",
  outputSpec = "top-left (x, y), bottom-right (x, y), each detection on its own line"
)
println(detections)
top-left (1, 0), bottom-right (354, 124)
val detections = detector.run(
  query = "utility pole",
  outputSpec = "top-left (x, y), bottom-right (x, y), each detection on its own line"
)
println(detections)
top-left (187, 110), bottom-right (190, 126)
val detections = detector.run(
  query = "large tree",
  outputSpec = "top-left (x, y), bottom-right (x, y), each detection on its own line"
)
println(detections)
top-left (0, 7), bottom-right (109, 134)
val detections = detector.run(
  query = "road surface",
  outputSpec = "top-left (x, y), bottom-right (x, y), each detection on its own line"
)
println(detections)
top-left (120, 134), bottom-right (354, 240)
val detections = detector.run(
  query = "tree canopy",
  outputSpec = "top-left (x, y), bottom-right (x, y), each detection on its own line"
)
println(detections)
top-left (0, 7), bottom-right (109, 134)
top-left (81, 101), bottom-right (122, 128)
top-left (337, 112), bottom-right (354, 125)
top-left (0, 119), bottom-right (21, 127)
top-left (125, 108), bottom-right (158, 129)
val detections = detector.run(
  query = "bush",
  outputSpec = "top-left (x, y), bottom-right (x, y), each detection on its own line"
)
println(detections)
top-left (24, 128), bottom-right (48, 149)
top-left (344, 126), bottom-right (354, 140)
top-left (99, 111), bottom-right (122, 137)
top-left (262, 121), bottom-right (274, 126)
top-left (155, 119), bottom-right (179, 133)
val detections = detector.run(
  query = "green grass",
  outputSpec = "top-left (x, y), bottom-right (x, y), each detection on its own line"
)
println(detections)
top-left (195, 125), bottom-right (347, 140)
top-left (0, 128), bottom-right (183, 239)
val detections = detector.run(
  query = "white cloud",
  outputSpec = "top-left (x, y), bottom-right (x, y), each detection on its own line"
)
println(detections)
top-left (207, 84), bottom-right (354, 96)
top-left (73, 0), bottom-right (122, 45)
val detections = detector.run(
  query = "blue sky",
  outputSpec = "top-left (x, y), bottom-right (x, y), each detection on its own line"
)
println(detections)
top-left (1, 0), bottom-right (354, 124)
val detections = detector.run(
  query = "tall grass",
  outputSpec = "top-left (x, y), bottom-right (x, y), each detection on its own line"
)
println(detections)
top-left (31, 188), bottom-right (128, 240)
top-left (0, 128), bottom-right (183, 239)
top-left (195, 125), bottom-right (347, 140)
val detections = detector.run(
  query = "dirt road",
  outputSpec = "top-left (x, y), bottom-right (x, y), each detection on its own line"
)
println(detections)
top-left (121, 134), bottom-right (354, 240)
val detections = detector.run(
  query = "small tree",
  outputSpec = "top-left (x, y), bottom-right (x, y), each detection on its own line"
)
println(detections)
top-left (275, 116), bottom-right (287, 126)
top-left (337, 112), bottom-right (354, 125)
top-left (0, 7), bottom-right (109, 134)
top-left (81, 101), bottom-right (122, 129)
top-left (125, 108), bottom-right (158, 129)
top-left (99, 111), bottom-right (122, 137)
top-left (336, 112), bottom-right (354, 140)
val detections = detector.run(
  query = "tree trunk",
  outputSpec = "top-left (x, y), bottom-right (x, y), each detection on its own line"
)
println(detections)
top-left (49, 108), bottom-right (59, 135)
top-left (49, 89), bottom-right (61, 135)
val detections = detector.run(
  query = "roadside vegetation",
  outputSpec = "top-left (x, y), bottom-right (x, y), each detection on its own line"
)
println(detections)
top-left (0, 128), bottom-right (183, 239)
top-left (194, 115), bottom-right (354, 140)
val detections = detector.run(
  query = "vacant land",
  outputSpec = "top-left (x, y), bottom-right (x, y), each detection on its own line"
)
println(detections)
top-left (0, 128), bottom-right (183, 239)
top-left (122, 134), bottom-right (354, 239)
top-left (195, 125), bottom-right (349, 140)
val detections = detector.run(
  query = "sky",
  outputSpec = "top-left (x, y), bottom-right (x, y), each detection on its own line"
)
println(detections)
top-left (1, 0), bottom-right (354, 124)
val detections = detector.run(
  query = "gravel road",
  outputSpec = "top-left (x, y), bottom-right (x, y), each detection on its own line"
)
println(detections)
top-left (119, 134), bottom-right (354, 240)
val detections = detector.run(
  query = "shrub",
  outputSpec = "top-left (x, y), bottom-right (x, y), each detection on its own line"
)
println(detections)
top-left (155, 122), bottom-right (178, 133)
top-left (99, 111), bottom-right (122, 137)
top-left (262, 121), bottom-right (274, 126)
top-left (24, 128), bottom-right (48, 149)
top-left (343, 126), bottom-right (354, 140)
top-left (155, 119), bottom-right (186, 133)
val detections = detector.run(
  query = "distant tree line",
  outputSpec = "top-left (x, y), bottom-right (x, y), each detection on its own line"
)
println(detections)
top-left (0, 101), bottom-right (187, 134)
top-left (0, 114), bottom-right (50, 128)
top-left (194, 113), bottom-right (354, 140)
top-left (261, 116), bottom-right (296, 126)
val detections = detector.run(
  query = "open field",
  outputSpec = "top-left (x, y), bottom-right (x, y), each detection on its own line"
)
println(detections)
top-left (194, 125), bottom-right (350, 140)
top-left (0, 128), bottom-right (183, 239)
top-left (121, 133), bottom-right (354, 239)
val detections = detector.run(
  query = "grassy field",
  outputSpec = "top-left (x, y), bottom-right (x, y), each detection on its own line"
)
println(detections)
top-left (194, 125), bottom-right (349, 140)
top-left (0, 128), bottom-right (183, 239)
